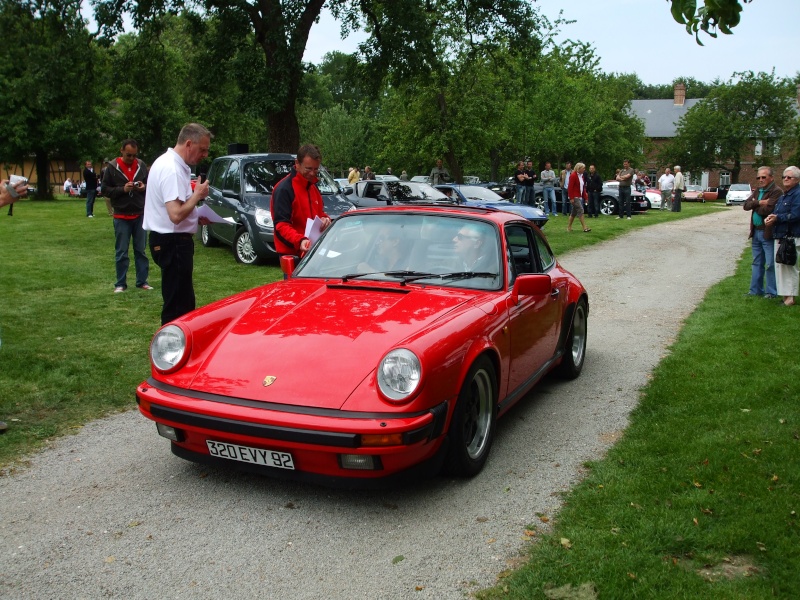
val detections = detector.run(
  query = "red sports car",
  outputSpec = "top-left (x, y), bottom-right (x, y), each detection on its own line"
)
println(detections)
top-left (137, 205), bottom-right (588, 486)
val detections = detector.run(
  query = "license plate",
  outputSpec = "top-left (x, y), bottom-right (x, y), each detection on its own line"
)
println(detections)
top-left (206, 440), bottom-right (295, 470)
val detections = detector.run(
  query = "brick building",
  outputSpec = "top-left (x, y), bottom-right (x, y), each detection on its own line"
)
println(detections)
top-left (630, 83), bottom-right (800, 191)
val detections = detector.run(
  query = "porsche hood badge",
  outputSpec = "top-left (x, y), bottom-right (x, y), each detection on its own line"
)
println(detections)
top-left (263, 376), bottom-right (277, 387)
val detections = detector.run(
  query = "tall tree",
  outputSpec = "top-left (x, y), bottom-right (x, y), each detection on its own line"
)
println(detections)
top-left (661, 71), bottom-right (796, 182)
top-left (0, 0), bottom-right (107, 198)
top-left (93, 0), bottom-right (538, 153)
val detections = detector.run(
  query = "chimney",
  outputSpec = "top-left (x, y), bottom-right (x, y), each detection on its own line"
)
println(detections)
top-left (674, 82), bottom-right (686, 106)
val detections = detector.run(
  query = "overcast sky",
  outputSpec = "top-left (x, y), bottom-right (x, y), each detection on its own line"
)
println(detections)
top-left (304, 0), bottom-right (799, 86)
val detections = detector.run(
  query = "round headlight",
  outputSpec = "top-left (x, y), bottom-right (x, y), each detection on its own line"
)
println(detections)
top-left (150, 325), bottom-right (188, 373)
top-left (255, 208), bottom-right (273, 229)
top-left (377, 349), bottom-right (421, 402)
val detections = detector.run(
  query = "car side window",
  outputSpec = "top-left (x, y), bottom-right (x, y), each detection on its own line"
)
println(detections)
top-left (223, 160), bottom-right (240, 195)
top-left (505, 224), bottom-right (536, 279)
top-left (532, 229), bottom-right (556, 272)
top-left (207, 159), bottom-right (229, 189)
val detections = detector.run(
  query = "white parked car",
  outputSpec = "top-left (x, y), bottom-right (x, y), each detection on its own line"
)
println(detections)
top-left (604, 180), bottom-right (662, 209)
top-left (725, 183), bottom-right (752, 205)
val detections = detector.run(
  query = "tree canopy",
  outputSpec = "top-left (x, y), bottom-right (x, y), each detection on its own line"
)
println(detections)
top-left (0, 0), bottom-right (106, 197)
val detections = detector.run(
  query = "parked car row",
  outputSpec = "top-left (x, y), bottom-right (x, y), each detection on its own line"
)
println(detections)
top-left (196, 152), bottom-right (756, 267)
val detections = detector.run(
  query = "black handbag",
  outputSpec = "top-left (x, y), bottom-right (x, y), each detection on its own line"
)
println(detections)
top-left (776, 236), bottom-right (797, 266)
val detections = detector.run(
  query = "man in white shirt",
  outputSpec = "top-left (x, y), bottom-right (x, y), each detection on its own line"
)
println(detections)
top-left (657, 168), bottom-right (674, 211)
top-left (143, 123), bottom-right (211, 325)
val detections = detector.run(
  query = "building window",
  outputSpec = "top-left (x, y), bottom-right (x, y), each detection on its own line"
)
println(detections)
top-left (719, 171), bottom-right (731, 186)
top-left (648, 169), bottom-right (657, 183)
top-left (754, 140), bottom-right (763, 156)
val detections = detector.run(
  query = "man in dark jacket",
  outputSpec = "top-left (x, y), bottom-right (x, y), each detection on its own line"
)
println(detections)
top-left (83, 161), bottom-right (98, 218)
top-left (102, 139), bottom-right (151, 293)
top-left (743, 166), bottom-right (783, 298)
top-left (270, 144), bottom-right (331, 257)
top-left (586, 165), bottom-right (603, 218)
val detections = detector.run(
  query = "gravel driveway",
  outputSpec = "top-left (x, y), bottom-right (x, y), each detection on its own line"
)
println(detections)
top-left (0, 207), bottom-right (748, 599)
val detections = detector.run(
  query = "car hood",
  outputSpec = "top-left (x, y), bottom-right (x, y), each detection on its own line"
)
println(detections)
top-left (184, 281), bottom-right (475, 409)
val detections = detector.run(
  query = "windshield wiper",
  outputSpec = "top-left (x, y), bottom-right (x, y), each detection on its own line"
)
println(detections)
top-left (398, 271), bottom-right (498, 285)
top-left (341, 270), bottom-right (435, 283)
top-left (342, 270), bottom-right (497, 285)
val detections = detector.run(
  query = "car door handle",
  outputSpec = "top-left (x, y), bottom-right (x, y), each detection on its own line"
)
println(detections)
top-left (550, 289), bottom-right (560, 299)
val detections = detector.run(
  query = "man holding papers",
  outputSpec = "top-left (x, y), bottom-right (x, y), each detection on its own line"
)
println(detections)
top-left (271, 144), bottom-right (331, 257)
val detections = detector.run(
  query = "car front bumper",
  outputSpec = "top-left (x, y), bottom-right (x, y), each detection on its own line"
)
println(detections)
top-left (136, 379), bottom-right (450, 485)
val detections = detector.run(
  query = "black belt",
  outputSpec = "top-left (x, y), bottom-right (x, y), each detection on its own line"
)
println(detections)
top-left (152, 231), bottom-right (193, 240)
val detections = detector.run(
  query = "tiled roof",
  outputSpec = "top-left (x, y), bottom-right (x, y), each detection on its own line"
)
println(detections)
top-left (629, 98), bottom-right (702, 138)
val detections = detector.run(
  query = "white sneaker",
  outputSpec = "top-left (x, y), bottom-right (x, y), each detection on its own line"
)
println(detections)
top-left (615, 217), bottom-right (621, 219)
top-left (114, 286), bottom-right (125, 293)
top-left (627, 217), bottom-right (631, 220)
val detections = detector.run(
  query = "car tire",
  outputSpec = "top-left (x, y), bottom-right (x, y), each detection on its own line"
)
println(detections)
top-left (234, 228), bottom-right (265, 265)
top-left (556, 298), bottom-right (588, 380)
top-left (445, 356), bottom-right (497, 477)
top-left (600, 197), bottom-right (617, 216)
top-left (200, 224), bottom-right (219, 247)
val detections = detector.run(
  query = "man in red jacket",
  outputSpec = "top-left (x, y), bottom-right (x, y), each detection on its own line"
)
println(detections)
top-left (271, 144), bottom-right (331, 256)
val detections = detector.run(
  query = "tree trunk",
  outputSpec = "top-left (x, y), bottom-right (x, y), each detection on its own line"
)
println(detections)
top-left (489, 148), bottom-right (501, 182)
top-left (268, 104), bottom-right (301, 154)
top-left (435, 91), bottom-right (462, 183)
top-left (35, 150), bottom-right (52, 200)
top-left (731, 156), bottom-right (741, 184)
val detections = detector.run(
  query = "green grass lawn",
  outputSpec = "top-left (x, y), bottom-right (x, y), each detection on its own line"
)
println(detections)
top-left (8, 199), bottom-right (793, 600)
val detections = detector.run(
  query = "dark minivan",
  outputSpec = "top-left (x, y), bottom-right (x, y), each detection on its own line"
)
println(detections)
top-left (200, 153), bottom-right (353, 265)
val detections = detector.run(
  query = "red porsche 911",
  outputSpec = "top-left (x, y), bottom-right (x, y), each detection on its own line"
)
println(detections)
top-left (136, 205), bottom-right (588, 486)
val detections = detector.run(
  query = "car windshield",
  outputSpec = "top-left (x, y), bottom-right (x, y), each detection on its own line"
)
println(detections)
top-left (384, 181), bottom-right (450, 201)
top-left (243, 160), bottom-right (293, 193)
top-left (730, 184), bottom-right (751, 191)
top-left (457, 186), bottom-right (504, 202)
top-left (242, 160), bottom-right (339, 194)
top-left (686, 185), bottom-right (702, 191)
top-left (294, 213), bottom-right (503, 290)
top-left (316, 167), bottom-right (339, 194)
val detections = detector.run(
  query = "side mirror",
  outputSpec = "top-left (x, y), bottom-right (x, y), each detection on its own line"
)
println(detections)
top-left (280, 255), bottom-right (299, 277)
top-left (510, 274), bottom-right (552, 304)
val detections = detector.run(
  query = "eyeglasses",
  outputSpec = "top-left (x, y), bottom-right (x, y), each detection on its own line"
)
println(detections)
top-left (782, 175), bottom-right (797, 180)
top-left (756, 176), bottom-right (768, 180)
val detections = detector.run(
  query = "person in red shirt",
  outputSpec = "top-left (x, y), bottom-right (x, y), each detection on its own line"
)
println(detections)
top-left (101, 139), bottom-right (152, 293)
top-left (567, 162), bottom-right (591, 233)
top-left (271, 144), bottom-right (331, 256)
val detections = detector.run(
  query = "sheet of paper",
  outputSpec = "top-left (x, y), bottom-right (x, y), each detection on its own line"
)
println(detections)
top-left (197, 203), bottom-right (231, 224)
top-left (305, 216), bottom-right (325, 245)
